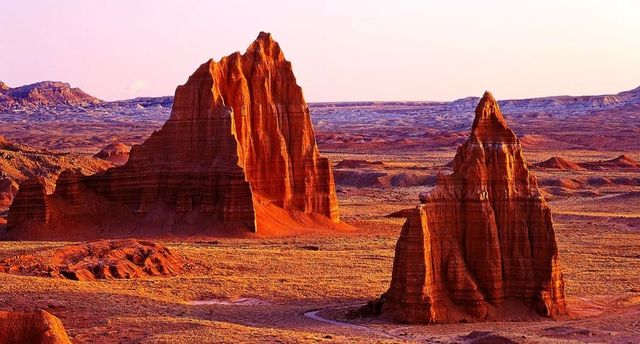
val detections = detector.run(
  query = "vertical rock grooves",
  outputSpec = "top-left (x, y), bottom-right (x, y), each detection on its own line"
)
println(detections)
top-left (4, 32), bottom-right (339, 240)
top-left (380, 92), bottom-right (567, 323)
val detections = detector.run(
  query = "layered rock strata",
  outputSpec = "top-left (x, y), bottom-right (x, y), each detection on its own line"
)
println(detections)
top-left (380, 92), bottom-right (567, 323)
top-left (4, 32), bottom-right (339, 239)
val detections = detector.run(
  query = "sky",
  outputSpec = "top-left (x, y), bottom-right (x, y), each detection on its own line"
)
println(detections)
top-left (1, 0), bottom-right (639, 102)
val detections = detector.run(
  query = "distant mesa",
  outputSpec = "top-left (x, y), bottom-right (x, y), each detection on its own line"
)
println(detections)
top-left (0, 81), bottom-right (101, 110)
top-left (0, 239), bottom-right (184, 281)
top-left (375, 92), bottom-right (567, 323)
top-left (334, 159), bottom-right (385, 169)
top-left (0, 310), bottom-right (71, 344)
top-left (3, 32), bottom-right (341, 240)
top-left (94, 143), bottom-right (131, 166)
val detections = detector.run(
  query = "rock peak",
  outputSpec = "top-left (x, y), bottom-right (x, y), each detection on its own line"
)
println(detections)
top-left (257, 31), bottom-right (274, 42)
top-left (245, 31), bottom-right (284, 61)
top-left (470, 91), bottom-right (517, 144)
top-left (379, 95), bottom-right (566, 323)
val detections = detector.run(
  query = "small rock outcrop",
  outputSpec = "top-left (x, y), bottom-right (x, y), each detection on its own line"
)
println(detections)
top-left (4, 32), bottom-right (340, 240)
top-left (0, 310), bottom-right (71, 344)
top-left (93, 143), bottom-right (131, 166)
top-left (0, 240), bottom-right (184, 281)
top-left (379, 92), bottom-right (567, 323)
top-left (0, 177), bottom-right (18, 211)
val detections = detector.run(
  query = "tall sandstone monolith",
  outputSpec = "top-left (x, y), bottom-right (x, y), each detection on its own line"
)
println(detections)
top-left (4, 32), bottom-right (339, 240)
top-left (380, 92), bottom-right (566, 323)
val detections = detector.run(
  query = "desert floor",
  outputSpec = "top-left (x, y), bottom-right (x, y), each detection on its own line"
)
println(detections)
top-left (1, 150), bottom-right (639, 343)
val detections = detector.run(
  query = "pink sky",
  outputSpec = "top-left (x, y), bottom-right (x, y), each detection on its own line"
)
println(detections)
top-left (1, 0), bottom-right (639, 101)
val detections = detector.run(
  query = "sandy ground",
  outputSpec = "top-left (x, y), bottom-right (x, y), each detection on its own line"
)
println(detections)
top-left (0, 150), bottom-right (639, 343)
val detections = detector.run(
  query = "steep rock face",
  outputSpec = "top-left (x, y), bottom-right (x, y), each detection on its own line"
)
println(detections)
top-left (0, 310), bottom-right (71, 344)
top-left (4, 32), bottom-right (339, 239)
top-left (381, 92), bottom-right (566, 323)
top-left (6, 177), bottom-right (49, 225)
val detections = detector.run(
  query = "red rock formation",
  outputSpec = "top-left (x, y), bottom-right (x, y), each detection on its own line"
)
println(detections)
top-left (6, 176), bottom-right (49, 225)
top-left (4, 32), bottom-right (340, 240)
top-left (93, 143), bottom-right (131, 166)
top-left (0, 310), bottom-right (71, 344)
top-left (0, 177), bottom-right (18, 211)
top-left (380, 92), bottom-right (566, 323)
top-left (0, 240), bottom-right (184, 281)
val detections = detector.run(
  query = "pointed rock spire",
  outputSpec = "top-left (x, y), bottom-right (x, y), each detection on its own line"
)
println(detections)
top-left (379, 92), bottom-right (567, 323)
top-left (470, 91), bottom-right (517, 144)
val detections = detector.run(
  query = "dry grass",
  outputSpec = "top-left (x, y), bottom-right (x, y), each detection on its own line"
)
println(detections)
top-left (0, 150), bottom-right (639, 343)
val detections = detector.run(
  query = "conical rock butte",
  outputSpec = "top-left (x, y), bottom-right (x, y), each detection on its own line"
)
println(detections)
top-left (379, 92), bottom-right (567, 323)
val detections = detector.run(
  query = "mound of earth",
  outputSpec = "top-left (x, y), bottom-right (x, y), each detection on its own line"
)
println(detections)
top-left (0, 310), bottom-right (71, 344)
top-left (538, 178), bottom-right (584, 190)
top-left (533, 156), bottom-right (584, 170)
top-left (580, 155), bottom-right (640, 171)
top-left (457, 331), bottom-right (518, 344)
top-left (93, 143), bottom-right (131, 166)
top-left (334, 170), bottom-right (436, 188)
top-left (334, 159), bottom-right (385, 169)
top-left (0, 240), bottom-right (185, 281)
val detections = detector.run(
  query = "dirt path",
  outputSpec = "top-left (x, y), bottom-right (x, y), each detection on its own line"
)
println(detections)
top-left (303, 304), bottom-right (404, 340)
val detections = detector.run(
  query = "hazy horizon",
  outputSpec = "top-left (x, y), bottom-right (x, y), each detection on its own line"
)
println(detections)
top-left (1, 0), bottom-right (639, 102)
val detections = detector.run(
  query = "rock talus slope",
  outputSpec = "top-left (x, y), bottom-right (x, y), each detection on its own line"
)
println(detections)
top-left (4, 32), bottom-right (339, 240)
top-left (381, 92), bottom-right (567, 323)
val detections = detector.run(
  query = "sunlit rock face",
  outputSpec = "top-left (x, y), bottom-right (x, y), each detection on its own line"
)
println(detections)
top-left (4, 32), bottom-right (339, 240)
top-left (381, 92), bottom-right (567, 323)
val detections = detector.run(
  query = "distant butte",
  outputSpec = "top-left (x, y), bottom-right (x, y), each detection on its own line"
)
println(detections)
top-left (0, 81), bottom-right (101, 110)
top-left (377, 92), bottom-right (567, 323)
top-left (4, 32), bottom-right (341, 240)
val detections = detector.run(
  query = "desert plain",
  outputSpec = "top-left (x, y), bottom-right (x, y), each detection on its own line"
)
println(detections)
top-left (1, 87), bottom-right (639, 342)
